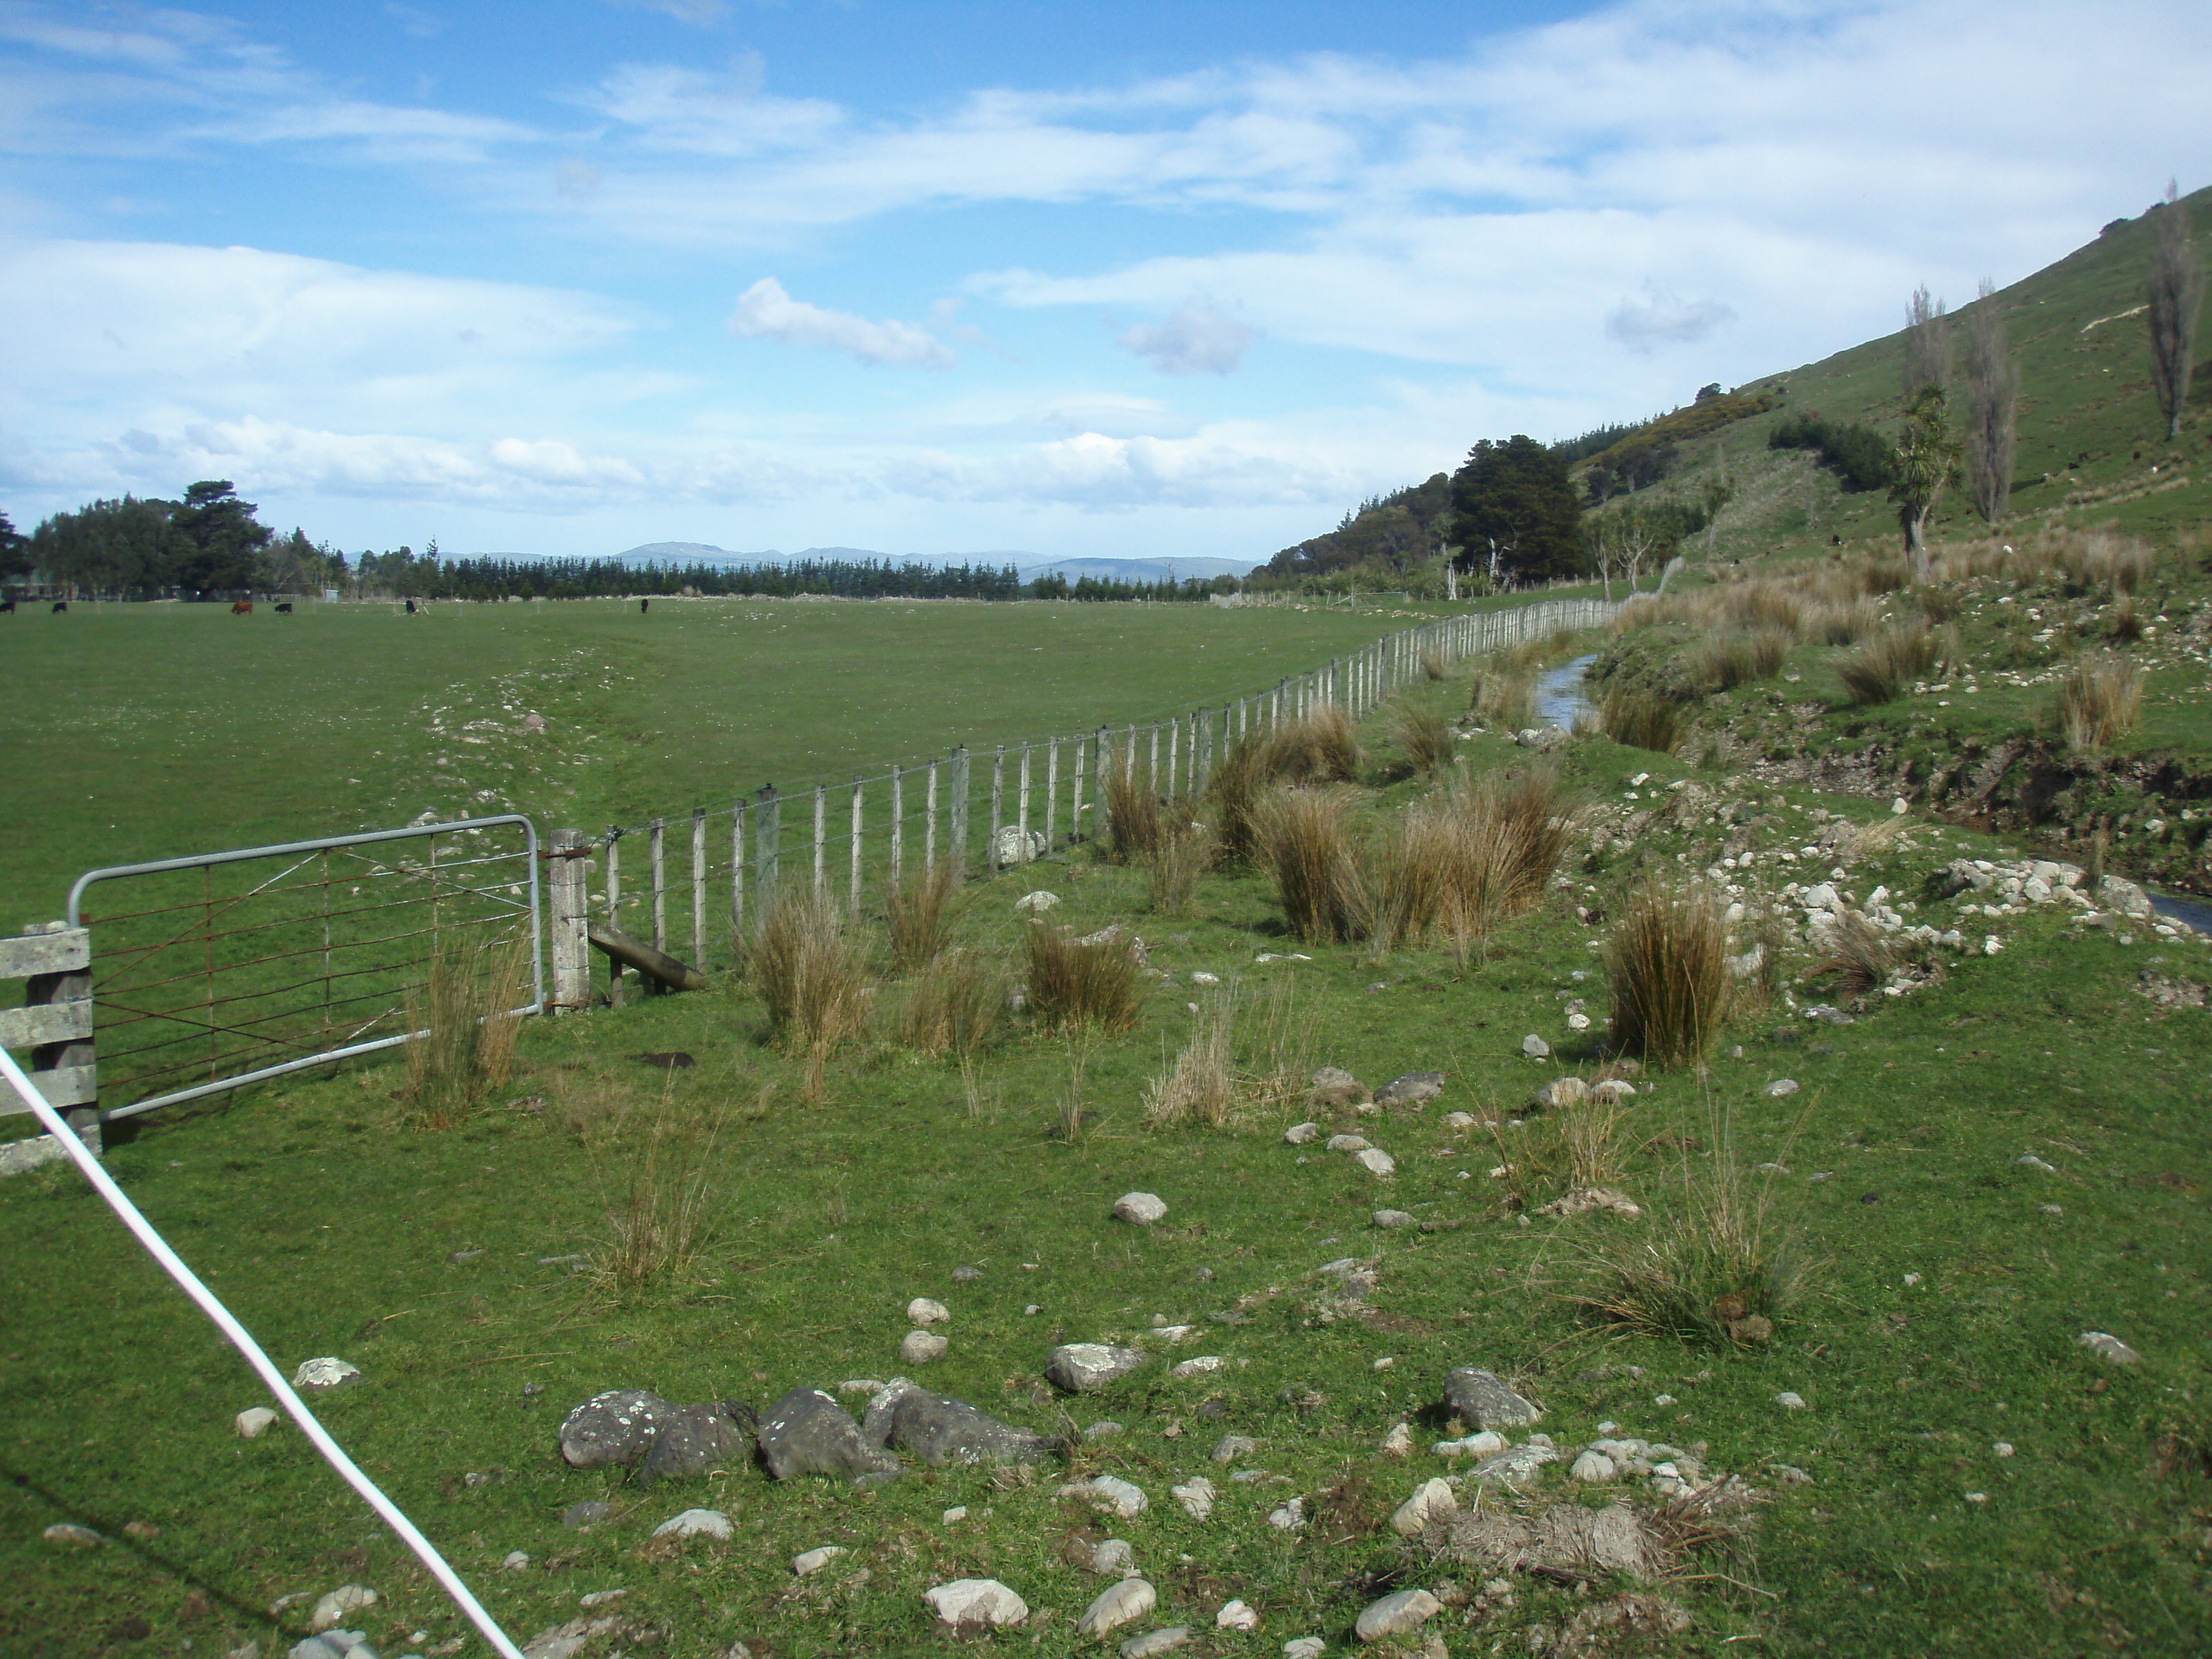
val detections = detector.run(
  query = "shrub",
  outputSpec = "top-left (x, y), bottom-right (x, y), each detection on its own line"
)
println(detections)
top-left (752, 891), bottom-right (872, 1097)
top-left (1606, 881), bottom-right (1728, 1067)
top-left (2055, 653), bottom-right (2144, 752)
top-left (1834, 624), bottom-right (1936, 705)
top-left (884, 856), bottom-right (963, 971)
top-left (1768, 410), bottom-right (1894, 492)
top-left (402, 930), bottom-right (531, 1130)
top-left (1600, 686), bottom-right (1687, 754)
top-left (1388, 698), bottom-right (1457, 775)
top-left (1267, 703), bottom-right (1362, 784)
top-left (1023, 922), bottom-right (1146, 1035)
top-left (1102, 748), bottom-right (1164, 863)
top-left (1146, 818), bottom-right (1213, 916)
top-left (1256, 786), bottom-right (1370, 943)
top-left (899, 945), bottom-right (1005, 1058)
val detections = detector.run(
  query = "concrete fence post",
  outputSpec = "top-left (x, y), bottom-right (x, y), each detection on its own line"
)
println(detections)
top-left (690, 807), bottom-right (707, 966)
top-left (649, 817), bottom-right (666, 953)
top-left (1, 925), bottom-right (99, 1151)
top-left (811, 785), bottom-right (827, 898)
top-left (754, 785), bottom-right (781, 925)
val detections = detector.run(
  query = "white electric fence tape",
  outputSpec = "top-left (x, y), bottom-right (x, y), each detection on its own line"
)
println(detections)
top-left (0, 1048), bottom-right (526, 1659)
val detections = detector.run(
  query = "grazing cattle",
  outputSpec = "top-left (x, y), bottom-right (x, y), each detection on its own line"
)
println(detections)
top-left (0, 599), bottom-right (14, 615)
top-left (639, 597), bottom-right (650, 613)
top-left (50, 601), bottom-right (67, 613)
top-left (232, 598), bottom-right (254, 615)
top-left (274, 601), bottom-right (294, 613)
top-left (404, 598), bottom-right (418, 614)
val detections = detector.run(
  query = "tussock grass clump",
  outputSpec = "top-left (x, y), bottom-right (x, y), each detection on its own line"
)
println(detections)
top-left (402, 930), bottom-right (531, 1129)
top-left (1727, 583), bottom-right (1804, 637)
top-left (589, 1085), bottom-right (721, 1297)
top-left (1267, 703), bottom-right (1362, 784)
top-left (1810, 595), bottom-right (1882, 645)
top-left (2110, 595), bottom-right (2144, 644)
top-left (753, 891), bottom-right (872, 1096)
top-left (1146, 818), bottom-right (1213, 916)
top-left (1486, 1092), bottom-right (1634, 1213)
top-left (1835, 624), bottom-right (1937, 705)
top-left (1144, 978), bottom-right (1314, 1130)
top-left (1023, 922), bottom-right (1146, 1035)
top-left (1420, 646), bottom-right (1449, 681)
top-left (884, 856), bottom-right (963, 971)
top-left (1469, 667), bottom-right (1537, 731)
top-left (1697, 626), bottom-right (1791, 691)
top-left (1375, 765), bottom-right (1572, 961)
top-left (1600, 686), bottom-right (1687, 754)
top-left (1142, 992), bottom-right (1235, 1128)
top-left (1102, 750), bottom-right (1164, 863)
top-left (1206, 732), bottom-right (1272, 865)
top-left (1574, 1115), bottom-right (1811, 1349)
top-left (1813, 909), bottom-right (1902, 999)
top-left (1606, 881), bottom-right (1729, 1068)
top-left (1388, 698), bottom-right (1457, 775)
top-left (2056, 653), bottom-right (2144, 753)
top-left (1256, 786), bottom-right (1370, 944)
top-left (899, 945), bottom-right (1005, 1058)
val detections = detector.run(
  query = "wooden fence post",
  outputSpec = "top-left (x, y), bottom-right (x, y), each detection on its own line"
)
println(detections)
top-left (1, 925), bottom-right (99, 1152)
top-left (754, 786), bottom-right (781, 925)
top-left (926, 760), bottom-right (940, 869)
top-left (649, 817), bottom-right (666, 953)
top-left (849, 778), bottom-right (864, 915)
top-left (812, 784), bottom-right (827, 898)
top-left (691, 808), bottom-right (707, 966)
top-left (1167, 718), bottom-right (1179, 800)
top-left (989, 747), bottom-right (1005, 871)
top-left (545, 830), bottom-right (591, 1011)
top-left (604, 827), bottom-right (624, 999)
top-left (730, 798), bottom-right (747, 955)
top-left (1044, 741), bottom-right (1059, 850)
top-left (1017, 743), bottom-right (1032, 862)
top-left (891, 765), bottom-right (904, 886)
top-left (949, 747), bottom-right (970, 880)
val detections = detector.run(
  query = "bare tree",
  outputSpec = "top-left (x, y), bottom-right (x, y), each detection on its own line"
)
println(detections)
top-left (1903, 284), bottom-right (1950, 397)
top-left (1961, 277), bottom-right (2018, 523)
top-left (2146, 180), bottom-right (2205, 441)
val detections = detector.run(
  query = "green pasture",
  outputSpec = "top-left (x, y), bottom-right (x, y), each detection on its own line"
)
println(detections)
top-left (4, 637), bottom-right (2208, 1658)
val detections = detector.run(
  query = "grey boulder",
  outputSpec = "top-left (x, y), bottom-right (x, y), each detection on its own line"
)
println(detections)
top-left (1047, 1343), bottom-right (1144, 1393)
top-left (1444, 1367), bottom-right (1542, 1429)
top-left (638, 1401), bottom-right (758, 1484)
top-left (757, 1387), bottom-right (900, 1480)
top-left (863, 1382), bottom-right (1058, 1466)
top-left (559, 1389), bottom-right (678, 1470)
top-left (1374, 1071), bottom-right (1445, 1106)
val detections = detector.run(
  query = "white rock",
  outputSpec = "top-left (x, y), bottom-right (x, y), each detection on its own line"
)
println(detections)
top-left (907, 1297), bottom-right (950, 1326)
top-left (1064, 1475), bottom-right (1148, 1519)
top-left (1285, 1640), bottom-right (1327, 1659)
top-left (924, 1578), bottom-right (1029, 1628)
top-left (1776, 1391), bottom-right (1808, 1411)
top-left (1764, 1079), bottom-right (1799, 1097)
top-left (1570, 1450), bottom-right (1617, 1483)
top-left (1434, 1430), bottom-right (1508, 1459)
top-left (1172, 1355), bottom-right (1225, 1378)
top-left (1114, 1192), bottom-right (1169, 1226)
top-left (943, 1506), bottom-right (968, 1524)
top-left (900, 1329), bottom-right (948, 1364)
top-left (1381, 1422), bottom-right (1413, 1457)
top-left (1078, 1578), bottom-right (1157, 1637)
top-left (2079, 1331), bottom-right (2141, 1364)
top-left (1992, 1442), bottom-right (2015, 1458)
top-left (503, 1550), bottom-right (530, 1571)
top-left (1567, 1012), bottom-right (1591, 1031)
top-left (42, 1523), bottom-right (101, 1548)
top-left (1389, 1478), bottom-right (1457, 1536)
top-left (1355, 1588), bottom-right (1442, 1641)
top-left (1443, 1111), bottom-right (1476, 1130)
top-left (1354, 1148), bottom-right (1396, 1177)
top-left (1014, 891), bottom-right (1060, 912)
top-left (292, 1357), bottom-right (361, 1393)
top-left (793, 1547), bottom-right (846, 1576)
top-left (1521, 1034), bottom-right (1551, 1058)
top-left (1172, 1477), bottom-right (1216, 1521)
top-left (1217, 1599), bottom-right (1260, 1631)
top-left (1284, 1122), bottom-right (1321, 1145)
top-left (1326, 1133), bottom-right (1370, 1151)
top-left (1373, 1208), bottom-right (1416, 1228)
top-left (837, 1378), bottom-right (886, 1397)
top-left (1191, 971), bottom-right (1220, 986)
top-left (310, 1587), bottom-right (378, 1632)
top-left (652, 1509), bottom-right (732, 1541)
top-left (1266, 1496), bottom-right (1305, 1530)
top-left (1121, 1629), bottom-right (1192, 1658)
top-left (237, 1406), bottom-right (279, 1439)
top-left (1090, 1537), bottom-right (1138, 1575)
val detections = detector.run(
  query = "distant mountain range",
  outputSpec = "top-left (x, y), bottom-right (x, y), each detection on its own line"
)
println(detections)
top-left (608, 542), bottom-right (1259, 582)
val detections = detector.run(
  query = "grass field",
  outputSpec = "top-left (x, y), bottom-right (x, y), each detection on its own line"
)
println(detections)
top-left (4, 572), bottom-right (2208, 1657)
top-left (0, 594), bottom-right (1467, 932)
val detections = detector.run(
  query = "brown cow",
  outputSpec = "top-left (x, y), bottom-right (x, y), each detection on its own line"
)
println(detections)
top-left (232, 598), bottom-right (254, 615)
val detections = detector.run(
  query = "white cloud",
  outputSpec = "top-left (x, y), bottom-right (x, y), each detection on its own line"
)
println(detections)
top-left (1605, 286), bottom-right (1736, 352)
top-left (726, 277), bottom-right (954, 369)
top-left (1118, 302), bottom-right (1260, 376)
top-left (606, 0), bottom-right (729, 24)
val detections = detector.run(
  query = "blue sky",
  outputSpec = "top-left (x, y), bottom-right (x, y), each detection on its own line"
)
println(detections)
top-left (1, 0), bottom-right (2206, 564)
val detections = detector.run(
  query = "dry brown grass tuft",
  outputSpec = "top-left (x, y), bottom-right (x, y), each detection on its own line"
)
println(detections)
top-left (1267, 703), bottom-right (1362, 783)
top-left (2056, 652), bottom-right (2144, 753)
top-left (1146, 817), bottom-right (1213, 915)
top-left (1374, 765), bottom-right (1572, 962)
top-left (1835, 623), bottom-right (1937, 705)
top-left (1813, 909), bottom-right (1902, 999)
top-left (1388, 698), bottom-right (1458, 775)
top-left (1023, 922), bottom-right (1147, 1035)
top-left (587, 1080), bottom-right (723, 1297)
top-left (1256, 786), bottom-right (1371, 944)
top-left (884, 856), bottom-right (964, 971)
top-left (752, 891), bottom-right (872, 1097)
top-left (402, 930), bottom-right (531, 1129)
top-left (1206, 732), bottom-right (1272, 864)
top-left (1141, 992), bottom-right (1236, 1128)
top-left (899, 945), bottom-right (1006, 1058)
top-left (1601, 687), bottom-right (1688, 754)
top-left (1421, 646), bottom-right (1449, 680)
top-left (1606, 881), bottom-right (1729, 1068)
top-left (1142, 978), bottom-right (1313, 1130)
top-left (1697, 626), bottom-right (1792, 691)
top-left (2110, 595), bottom-right (2144, 644)
top-left (1469, 666), bottom-right (1537, 731)
top-left (1102, 745), bottom-right (1165, 863)
top-left (1809, 595), bottom-right (1882, 646)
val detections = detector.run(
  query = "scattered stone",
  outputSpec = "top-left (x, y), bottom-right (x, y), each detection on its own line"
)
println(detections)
top-left (1590, 1079), bottom-right (1637, 1104)
top-left (1521, 1034), bottom-right (1551, 1058)
top-left (562, 1501), bottom-right (611, 1529)
top-left (1570, 1450), bottom-right (1617, 1483)
top-left (943, 1506), bottom-right (968, 1524)
top-left (863, 1383), bottom-right (1058, 1465)
top-left (639, 1401), bottom-right (757, 1484)
top-left (1776, 1391), bottom-right (1808, 1411)
top-left (124, 1521), bottom-right (160, 1542)
top-left (994, 826), bottom-right (1048, 865)
top-left (1326, 1133), bottom-right (1370, 1151)
top-left (1191, 971), bottom-right (1220, 986)
top-left (292, 1357), bottom-right (361, 1393)
top-left (1528, 1077), bottom-right (1588, 1110)
top-left (1266, 1496), bottom-right (1305, 1530)
top-left (652, 1509), bottom-right (732, 1542)
top-left (1114, 1192), bottom-right (1169, 1226)
top-left (1776, 1465), bottom-right (1813, 1485)
top-left (1444, 1110), bottom-right (1477, 1131)
top-left (1283, 1122), bottom-right (1321, 1146)
top-left (1764, 1079), bottom-right (1800, 1098)
top-left (2079, 1331), bottom-right (2141, 1364)
top-left (1375, 1071), bottom-right (1446, 1106)
top-left (1390, 1478), bottom-right (1459, 1536)
top-left (1078, 1578), bottom-right (1158, 1637)
top-left (1310, 1067), bottom-right (1368, 1107)
top-left (924, 1578), bottom-right (1029, 1629)
top-left (310, 1587), bottom-right (378, 1631)
top-left (577, 1590), bottom-right (625, 1609)
top-left (1434, 1431), bottom-right (1509, 1459)
top-left (1121, 1628), bottom-right (1190, 1658)
top-left (757, 1387), bottom-right (900, 1480)
top-left (1993, 1442), bottom-right (2015, 1457)
top-left (559, 1390), bottom-right (678, 1469)
top-left (900, 1329), bottom-right (949, 1364)
top-left (503, 1551), bottom-right (530, 1571)
top-left (1373, 1208), bottom-right (1416, 1228)
top-left (449, 1249), bottom-right (484, 1263)
top-left (238, 1406), bottom-right (280, 1439)
top-left (1381, 1422), bottom-right (1413, 1457)
top-left (907, 1297), bottom-right (950, 1326)
top-left (2017, 1154), bottom-right (2058, 1173)
top-left (1446, 1368), bottom-right (1542, 1429)
top-left (1063, 1475), bottom-right (1148, 1519)
top-left (1355, 1588), bottom-right (1442, 1642)
top-left (1212, 1434), bottom-right (1261, 1464)
top-left (1014, 891), bottom-right (1060, 913)
top-left (1534, 1187), bottom-right (1643, 1219)
top-left (42, 1523), bottom-right (101, 1548)
top-left (1354, 1148), bottom-right (1396, 1177)
top-left (1087, 1421), bottom-right (1124, 1439)
top-left (1217, 1600), bottom-right (1260, 1632)
top-left (1087, 1537), bottom-right (1138, 1576)
top-left (952, 1264), bottom-right (984, 1281)
top-left (1048, 1344), bottom-right (1145, 1393)
top-left (1473, 1443), bottom-right (1560, 1484)
top-left (1171, 1355), bottom-right (1225, 1378)
top-left (1285, 1641), bottom-right (1326, 1659)
top-left (1172, 1476), bottom-right (1217, 1521)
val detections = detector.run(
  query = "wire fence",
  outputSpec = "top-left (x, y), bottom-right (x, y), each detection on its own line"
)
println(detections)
top-left (65, 817), bottom-right (541, 1120)
top-left (577, 598), bottom-right (1616, 986)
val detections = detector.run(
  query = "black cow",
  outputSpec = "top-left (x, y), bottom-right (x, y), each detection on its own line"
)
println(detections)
top-left (274, 602), bottom-right (294, 613)
top-left (50, 601), bottom-right (67, 613)
top-left (639, 598), bottom-right (649, 613)
top-left (404, 598), bottom-right (418, 614)
top-left (0, 599), bottom-right (14, 615)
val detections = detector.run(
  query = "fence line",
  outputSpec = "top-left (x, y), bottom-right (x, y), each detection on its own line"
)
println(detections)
top-left (557, 596), bottom-right (1614, 990)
